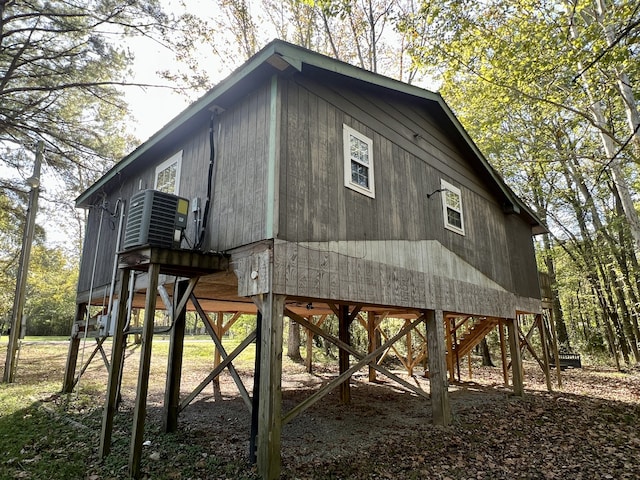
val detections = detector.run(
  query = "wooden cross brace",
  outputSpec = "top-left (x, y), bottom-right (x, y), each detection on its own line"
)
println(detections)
top-left (516, 317), bottom-right (546, 371)
top-left (70, 336), bottom-right (109, 390)
top-left (183, 294), bottom-right (254, 412)
top-left (282, 309), bottom-right (428, 425)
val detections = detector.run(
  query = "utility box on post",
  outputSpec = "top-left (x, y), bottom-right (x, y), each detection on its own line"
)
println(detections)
top-left (123, 190), bottom-right (189, 250)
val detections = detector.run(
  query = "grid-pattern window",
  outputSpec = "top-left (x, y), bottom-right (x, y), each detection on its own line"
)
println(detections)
top-left (343, 124), bottom-right (375, 198)
top-left (441, 179), bottom-right (465, 235)
top-left (155, 151), bottom-right (182, 195)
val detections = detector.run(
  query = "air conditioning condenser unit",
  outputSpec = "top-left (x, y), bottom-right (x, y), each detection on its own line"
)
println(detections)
top-left (123, 189), bottom-right (189, 250)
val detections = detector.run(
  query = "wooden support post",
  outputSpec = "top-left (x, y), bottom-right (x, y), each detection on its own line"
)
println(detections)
top-left (129, 263), bottom-right (161, 479)
top-left (498, 320), bottom-right (509, 386)
top-left (445, 315), bottom-right (455, 382)
top-left (133, 308), bottom-right (141, 345)
top-left (367, 311), bottom-right (376, 382)
top-left (507, 317), bottom-right (524, 396)
top-left (467, 353), bottom-right (472, 380)
top-left (426, 309), bottom-right (451, 426)
top-left (254, 293), bottom-right (285, 480)
top-left (536, 314), bottom-right (553, 392)
top-left (452, 317), bottom-right (461, 382)
top-left (3, 141), bottom-right (42, 384)
top-left (99, 269), bottom-right (131, 458)
top-left (62, 303), bottom-right (87, 393)
top-left (547, 309), bottom-right (562, 388)
top-left (406, 320), bottom-right (414, 377)
top-left (338, 304), bottom-right (351, 404)
top-left (305, 316), bottom-right (314, 374)
top-left (213, 312), bottom-right (223, 385)
top-left (163, 280), bottom-right (188, 433)
top-left (250, 312), bottom-right (262, 464)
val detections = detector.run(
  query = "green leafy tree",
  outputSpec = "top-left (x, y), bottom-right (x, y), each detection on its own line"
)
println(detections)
top-left (404, 0), bottom-right (640, 365)
top-left (0, 1), bottom-right (211, 338)
top-left (23, 246), bottom-right (78, 336)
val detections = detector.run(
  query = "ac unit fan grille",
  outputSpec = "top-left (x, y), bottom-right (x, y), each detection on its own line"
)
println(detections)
top-left (123, 190), bottom-right (188, 250)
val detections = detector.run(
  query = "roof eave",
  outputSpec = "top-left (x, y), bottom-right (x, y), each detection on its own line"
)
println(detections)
top-left (76, 40), bottom-right (547, 234)
top-left (76, 42), bottom-right (290, 208)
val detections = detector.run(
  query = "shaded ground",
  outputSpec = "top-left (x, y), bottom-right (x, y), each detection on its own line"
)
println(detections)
top-left (1, 339), bottom-right (639, 479)
top-left (158, 365), bottom-right (640, 480)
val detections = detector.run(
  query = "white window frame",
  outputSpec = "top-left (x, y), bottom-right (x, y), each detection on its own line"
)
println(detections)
top-left (154, 150), bottom-right (183, 195)
top-left (441, 179), bottom-right (465, 236)
top-left (343, 124), bottom-right (375, 198)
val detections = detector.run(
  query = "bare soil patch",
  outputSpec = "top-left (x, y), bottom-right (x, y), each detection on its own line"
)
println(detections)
top-left (2, 340), bottom-right (640, 479)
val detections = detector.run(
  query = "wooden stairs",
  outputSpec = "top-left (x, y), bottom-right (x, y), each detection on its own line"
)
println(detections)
top-left (446, 317), bottom-right (500, 379)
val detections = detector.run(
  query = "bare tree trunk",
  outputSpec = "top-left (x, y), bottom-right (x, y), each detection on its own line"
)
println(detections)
top-left (567, 8), bottom-right (640, 252)
top-left (479, 338), bottom-right (494, 367)
top-left (319, 9), bottom-right (340, 59)
top-left (594, 0), bottom-right (640, 150)
top-left (287, 318), bottom-right (302, 362)
top-left (531, 168), bottom-right (570, 350)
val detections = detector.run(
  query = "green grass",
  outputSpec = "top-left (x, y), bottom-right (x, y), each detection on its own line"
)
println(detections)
top-left (21, 336), bottom-right (70, 342)
top-left (0, 382), bottom-right (94, 480)
top-left (0, 338), bottom-right (264, 479)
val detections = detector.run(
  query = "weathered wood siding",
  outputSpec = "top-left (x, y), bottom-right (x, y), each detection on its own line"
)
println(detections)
top-left (77, 82), bottom-right (272, 297)
top-left (275, 74), bottom-right (539, 304)
top-left (506, 215), bottom-right (541, 300)
top-left (77, 177), bottom-right (150, 297)
top-left (201, 83), bottom-right (271, 251)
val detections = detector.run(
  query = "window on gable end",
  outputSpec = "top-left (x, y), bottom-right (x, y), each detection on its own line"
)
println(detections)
top-left (441, 179), bottom-right (465, 235)
top-left (343, 124), bottom-right (375, 198)
top-left (155, 150), bottom-right (183, 195)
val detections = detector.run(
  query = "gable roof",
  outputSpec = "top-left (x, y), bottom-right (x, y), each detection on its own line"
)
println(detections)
top-left (77, 39), bottom-right (546, 234)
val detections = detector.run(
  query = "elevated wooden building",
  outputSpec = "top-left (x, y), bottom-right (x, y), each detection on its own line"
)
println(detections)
top-left (63, 40), bottom-right (546, 479)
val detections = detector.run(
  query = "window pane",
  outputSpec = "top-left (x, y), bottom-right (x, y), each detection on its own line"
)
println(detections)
top-left (351, 161), bottom-right (369, 188)
top-left (446, 190), bottom-right (460, 209)
top-left (350, 134), bottom-right (369, 165)
top-left (447, 208), bottom-right (462, 229)
top-left (156, 162), bottom-right (177, 193)
top-left (343, 125), bottom-right (374, 197)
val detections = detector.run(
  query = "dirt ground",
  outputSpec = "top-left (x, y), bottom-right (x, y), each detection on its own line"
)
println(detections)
top-left (120, 349), bottom-right (640, 479)
top-left (4, 340), bottom-right (640, 479)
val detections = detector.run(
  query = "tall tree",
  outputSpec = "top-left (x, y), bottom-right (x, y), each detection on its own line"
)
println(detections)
top-left (404, 0), bottom-right (639, 364)
top-left (0, 0), bottom-right (177, 193)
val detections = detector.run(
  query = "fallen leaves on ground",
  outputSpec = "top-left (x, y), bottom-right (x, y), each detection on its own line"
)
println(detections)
top-left (2, 340), bottom-right (639, 480)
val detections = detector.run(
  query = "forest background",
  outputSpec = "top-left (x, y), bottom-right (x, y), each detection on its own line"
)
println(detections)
top-left (1, 0), bottom-right (639, 369)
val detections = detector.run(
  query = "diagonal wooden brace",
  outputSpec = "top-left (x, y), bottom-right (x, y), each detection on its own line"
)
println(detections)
top-left (282, 309), bottom-right (427, 425)
top-left (287, 309), bottom-right (428, 398)
top-left (179, 328), bottom-right (256, 412)
top-left (189, 294), bottom-right (253, 411)
top-left (71, 337), bottom-right (109, 390)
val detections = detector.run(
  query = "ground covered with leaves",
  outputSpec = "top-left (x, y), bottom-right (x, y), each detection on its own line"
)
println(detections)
top-left (1, 340), bottom-right (639, 479)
